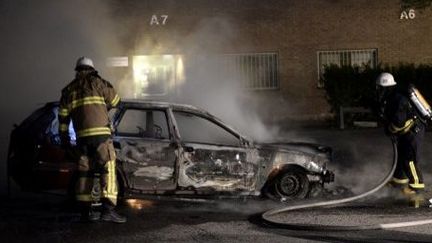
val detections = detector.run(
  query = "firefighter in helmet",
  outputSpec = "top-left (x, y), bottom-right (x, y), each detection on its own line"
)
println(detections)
top-left (376, 72), bottom-right (426, 199)
top-left (58, 57), bottom-right (126, 223)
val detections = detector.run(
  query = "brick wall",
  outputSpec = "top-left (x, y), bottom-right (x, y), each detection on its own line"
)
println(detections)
top-left (109, 0), bottom-right (432, 125)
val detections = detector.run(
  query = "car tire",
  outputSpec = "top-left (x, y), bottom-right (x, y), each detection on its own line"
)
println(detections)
top-left (271, 169), bottom-right (310, 201)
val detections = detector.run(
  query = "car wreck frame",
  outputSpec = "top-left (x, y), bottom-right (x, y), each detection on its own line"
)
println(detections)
top-left (8, 100), bottom-right (334, 201)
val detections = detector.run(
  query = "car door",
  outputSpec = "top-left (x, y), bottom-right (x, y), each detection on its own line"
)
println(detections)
top-left (29, 105), bottom-right (76, 191)
top-left (114, 107), bottom-right (177, 191)
top-left (172, 110), bottom-right (259, 193)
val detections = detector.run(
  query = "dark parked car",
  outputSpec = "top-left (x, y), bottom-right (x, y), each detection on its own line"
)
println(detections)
top-left (8, 100), bottom-right (334, 201)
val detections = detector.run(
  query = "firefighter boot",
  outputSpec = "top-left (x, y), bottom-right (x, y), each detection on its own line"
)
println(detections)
top-left (79, 204), bottom-right (101, 222)
top-left (409, 193), bottom-right (425, 208)
top-left (88, 209), bottom-right (101, 222)
top-left (401, 186), bottom-right (416, 196)
top-left (101, 203), bottom-right (127, 224)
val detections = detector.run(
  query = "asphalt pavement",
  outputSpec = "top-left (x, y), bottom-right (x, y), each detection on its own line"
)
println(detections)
top-left (2, 127), bottom-right (432, 242)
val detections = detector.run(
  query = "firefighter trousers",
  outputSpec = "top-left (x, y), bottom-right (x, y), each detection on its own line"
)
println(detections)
top-left (393, 126), bottom-right (425, 190)
top-left (75, 136), bottom-right (118, 206)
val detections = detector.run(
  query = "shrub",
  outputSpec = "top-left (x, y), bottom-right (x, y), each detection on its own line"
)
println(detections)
top-left (321, 63), bottom-right (432, 115)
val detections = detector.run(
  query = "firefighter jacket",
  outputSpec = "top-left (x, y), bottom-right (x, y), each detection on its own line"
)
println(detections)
top-left (383, 91), bottom-right (420, 135)
top-left (58, 70), bottom-right (120, 144)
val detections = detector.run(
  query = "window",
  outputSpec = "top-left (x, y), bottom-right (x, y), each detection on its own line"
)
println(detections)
top-left (45, 107), bottom-right (75, 145)
top-left (117, 109), bottom-right (169, 139)
top-left (173, 111), bottom-right (240, 146)
top-left (223, 52), bottom-right (279, 90)
top-left (317, 49), bottom-right (378, 87)
top-left (132, 55), bottom-right (176, 97)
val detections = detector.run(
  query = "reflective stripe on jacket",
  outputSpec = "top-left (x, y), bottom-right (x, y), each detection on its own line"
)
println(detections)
top-left (384, 92), bottom-right (417, 135)
top-left (58, 70), bottom-right (120, 140)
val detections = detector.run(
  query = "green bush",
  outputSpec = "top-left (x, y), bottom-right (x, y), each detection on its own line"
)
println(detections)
top-left (321, 63), bottom-right (432, 115)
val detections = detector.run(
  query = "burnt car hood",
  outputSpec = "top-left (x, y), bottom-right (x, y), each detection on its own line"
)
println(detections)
top-left (255, 142), bottom-right (332, 156)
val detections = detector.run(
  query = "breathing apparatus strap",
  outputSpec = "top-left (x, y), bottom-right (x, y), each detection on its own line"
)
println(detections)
top-left (389, 119), bottom-right (414, 134)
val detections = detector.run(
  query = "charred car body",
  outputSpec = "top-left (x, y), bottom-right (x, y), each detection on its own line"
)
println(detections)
top-left (8, 100), bottom-right (334, 201)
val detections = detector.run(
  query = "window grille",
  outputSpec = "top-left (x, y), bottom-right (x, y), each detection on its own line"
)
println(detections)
top-left (223, 52), bottom-right (279, 90)
top-left (317, 49), bottom-right (378, 87)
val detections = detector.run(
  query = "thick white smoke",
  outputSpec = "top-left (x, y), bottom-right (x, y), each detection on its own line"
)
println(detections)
top-left (0, 0), bottom-right (123, 194)
top-left (130, 17), bottom-right (280, 142)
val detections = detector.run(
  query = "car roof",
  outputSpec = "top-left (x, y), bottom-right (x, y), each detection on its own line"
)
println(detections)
top-left (45, 99), bottom-right (245, 139)
top-left (46, 99), bottom-right (211, 116)
top-left (121, 99), bottom-right (200, 110)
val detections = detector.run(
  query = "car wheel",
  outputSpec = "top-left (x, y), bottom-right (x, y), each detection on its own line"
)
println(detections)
top-left (272, 169), bottom-right (310, 201)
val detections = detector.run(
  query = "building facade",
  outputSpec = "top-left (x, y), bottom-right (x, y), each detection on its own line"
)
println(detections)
top-left (106, 0), bottom-right (432, 125)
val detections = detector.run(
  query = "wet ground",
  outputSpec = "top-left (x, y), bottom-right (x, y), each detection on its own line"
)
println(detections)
top-left (3, 128), bottom-right (432, 242)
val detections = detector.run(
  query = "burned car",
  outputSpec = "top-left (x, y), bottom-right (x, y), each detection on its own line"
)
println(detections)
top-left (8, 100), bottom-right (334, 201)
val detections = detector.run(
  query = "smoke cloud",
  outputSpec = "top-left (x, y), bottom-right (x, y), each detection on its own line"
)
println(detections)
top-left (128, 16), bottom-right (279, 142)
top-left (1, 1), bottom-right (406, 203)
top-left (0, 0), bottom-right (122, 194)
top-left (0, 1), bottom-right (277, 195)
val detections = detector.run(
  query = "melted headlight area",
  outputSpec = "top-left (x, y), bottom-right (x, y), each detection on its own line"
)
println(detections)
top-left (305, 161), bottom-right (324, 173)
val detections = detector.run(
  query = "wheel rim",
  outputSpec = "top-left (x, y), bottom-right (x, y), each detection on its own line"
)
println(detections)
top-left (276, 174), bottom-right (302, 197)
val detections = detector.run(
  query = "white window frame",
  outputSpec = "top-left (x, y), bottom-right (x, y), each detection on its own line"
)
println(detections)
top-left (317, 49), bottom-right (378, 87)
top-left (223, 52), bottom-right (279, 90)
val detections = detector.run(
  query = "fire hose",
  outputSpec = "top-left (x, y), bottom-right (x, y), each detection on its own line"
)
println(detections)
top-left (261, 138), bottom-right (432, 230)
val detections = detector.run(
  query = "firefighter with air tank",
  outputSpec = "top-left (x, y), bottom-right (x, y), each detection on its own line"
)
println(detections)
top-left (376, 72), bottom-right (432, 204)
top-left (58, 57), bottom-right (126, 223)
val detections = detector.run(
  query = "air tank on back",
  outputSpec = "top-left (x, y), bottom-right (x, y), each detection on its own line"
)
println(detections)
top-left (408, 85), bottom-right (432, 121)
